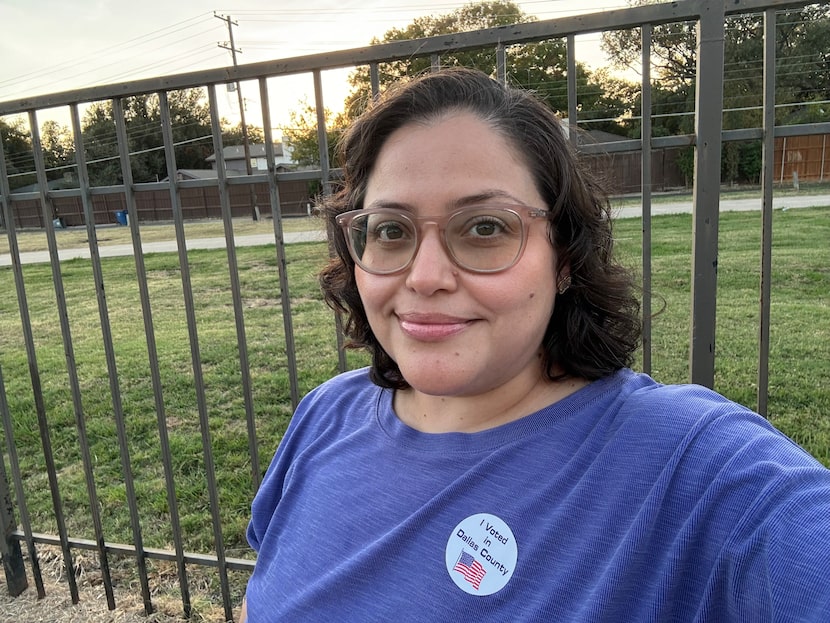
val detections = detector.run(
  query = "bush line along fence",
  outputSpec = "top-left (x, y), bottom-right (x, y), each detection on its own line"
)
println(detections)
top-left (1, 0), bottom-right (828, 620)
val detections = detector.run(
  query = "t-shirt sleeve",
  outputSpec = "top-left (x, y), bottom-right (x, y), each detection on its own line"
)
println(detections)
top-left (622, 381), bottom-right (830, 619)
top-left (713, 429), bottom-right (830, 619)
top-left (246, 368), bottom-right (372, 553)
top-left (246, 381), bottom-right (325, 552)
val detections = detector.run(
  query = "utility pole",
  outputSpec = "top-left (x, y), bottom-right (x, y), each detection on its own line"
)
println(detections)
top-left (215, 12), bottom-right (259, 219)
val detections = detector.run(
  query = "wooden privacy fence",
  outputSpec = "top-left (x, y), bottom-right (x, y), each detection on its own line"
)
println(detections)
top-left (7, 180), bottom-right (313, 230)
top-left (0, 1), bottom-right (828, 621)
top-left (776, 134), bottom-right (830, 184)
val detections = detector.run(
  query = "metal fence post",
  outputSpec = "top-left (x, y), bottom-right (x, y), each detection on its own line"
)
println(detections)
top-left (0, 449), bottom-right (27, 597)
top-left (689, 0), bottom-right (726, 388)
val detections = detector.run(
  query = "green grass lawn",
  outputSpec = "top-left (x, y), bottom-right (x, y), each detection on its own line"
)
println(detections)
top-left (0, 206), bottom-right (828, 617)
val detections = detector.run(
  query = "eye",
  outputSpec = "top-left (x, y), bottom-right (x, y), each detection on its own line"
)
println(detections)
top-left (459, 213), bottom-right (516, 240)
top-left (466, 215), bottom-right (506, 238)
top-left (367, 216), bottom-right (414, 243)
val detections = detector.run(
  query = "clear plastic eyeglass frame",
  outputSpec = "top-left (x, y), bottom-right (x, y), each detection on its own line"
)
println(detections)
top-left (335, 204), bottom-right (549, 275)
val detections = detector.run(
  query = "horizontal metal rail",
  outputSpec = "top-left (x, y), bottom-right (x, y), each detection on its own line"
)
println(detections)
top-left (11, 530), bottom-right (255, 572)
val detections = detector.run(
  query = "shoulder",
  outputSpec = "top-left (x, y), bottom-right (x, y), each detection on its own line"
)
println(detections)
top-left (612, 370), bottom-right (789, 448)
top-left (600, 370), bottom-right (826, 488)
top-left (248, 368), bottom-right (381, 550)
top-left (614, 369), bottom-right (748, 421)
top-left (276, 366), bottom-right (378, 440)
top-left (294, 366), bottom-right (378, 418)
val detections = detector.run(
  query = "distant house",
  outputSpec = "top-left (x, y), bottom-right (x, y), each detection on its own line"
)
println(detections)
top-left (171, 168), bottom-right (245, 182)
top-left (206, 142), bottom-right (295, 175)
top-left (10, 172), bottom-right (78, 194)
top-left (560, 120), bottom-right (687, 193)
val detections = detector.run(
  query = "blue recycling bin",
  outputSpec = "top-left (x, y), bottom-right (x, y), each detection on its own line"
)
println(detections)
top-left (115, 210), bottom-right (128, 226)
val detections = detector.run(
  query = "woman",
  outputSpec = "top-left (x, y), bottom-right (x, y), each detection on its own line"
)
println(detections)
top-left (242, 68), bottom-right (830, 621)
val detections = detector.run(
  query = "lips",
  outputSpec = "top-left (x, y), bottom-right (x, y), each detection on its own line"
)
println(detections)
top-left (396, 313), bottom-right (473, 341)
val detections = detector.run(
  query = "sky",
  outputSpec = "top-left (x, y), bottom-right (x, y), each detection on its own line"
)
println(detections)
top-left (0, 0), bottom-right (631, 130)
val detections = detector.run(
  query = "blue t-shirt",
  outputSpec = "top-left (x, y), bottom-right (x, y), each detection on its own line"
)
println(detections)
top-left (246, 368), bottom-right (830, 621)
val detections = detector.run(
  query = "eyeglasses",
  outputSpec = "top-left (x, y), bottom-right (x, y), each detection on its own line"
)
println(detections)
top-left (336, 205), bottom-right (549, 275)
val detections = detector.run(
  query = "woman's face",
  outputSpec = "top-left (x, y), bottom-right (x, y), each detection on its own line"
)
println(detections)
top-left (356, 112), bottom-right (561, 401)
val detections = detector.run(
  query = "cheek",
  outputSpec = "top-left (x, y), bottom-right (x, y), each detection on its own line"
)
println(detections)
top-left (354, 270), bottom-right (375, 311)
top-left (355, 270), bottom-right (395, 318)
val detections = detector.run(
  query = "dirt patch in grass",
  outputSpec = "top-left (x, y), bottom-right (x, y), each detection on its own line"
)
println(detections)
top-left (0, 547), bottom-right (236, 622)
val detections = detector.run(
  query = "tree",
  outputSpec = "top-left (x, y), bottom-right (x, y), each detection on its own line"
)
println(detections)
top-left (222, 121), bottom-right (265, 147)
top-left (602, 0), bottom-right (830, 129)
top-left (40, 120), bottom-right (75, 182)
top-left (602, 2), bottom-right (830, 184)
top-left (579, 69), bottom-right (641, 136)
top-left (280, 99), bottom-right (347, 168)
top-left (1, 117), bottom-right (35, 190)
top-left (343, 1), bottom-right (611, 123)
top-left (282, 1), bottom-right (628, 171)
top-left (81, 101), bottom-right (122, 186)
top-left (80, 88), bottom-right (260, 186)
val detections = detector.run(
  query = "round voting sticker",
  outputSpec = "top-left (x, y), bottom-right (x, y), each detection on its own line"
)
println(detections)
top-left (445, 513), bottom-right (518, 596)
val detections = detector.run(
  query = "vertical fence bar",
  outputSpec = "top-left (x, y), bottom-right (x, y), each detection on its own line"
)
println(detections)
top-left (496, 43), bottom-right (507, 84)
top-left (25, 110), bottom-right (80, 604)
top-left (204, 89), bottom-right (261, 460)
top-left (689, 3), bottom-right (725, 388)
top-left (204, 84), bottom-right (238, 621)
top-left (111, 97), bottom-right (155, 615)
top-left (313, 70), bottom-right (332, 211)
top-left (0, 366), bottom-right (27, 597)
top-left (259, 78), bottom-right (300, 415)
top-left (566, 34), bottom-right (578, 146)
top-left (97, 94), bottom-right (184, 616)
top-left (0, 365), bottom-right (36, 599)
top-left (314, 69), bottom-right (348, 374)
top-left (0, 449), bottom-right (26, 597)
top-left (205, 82), bottom-right (255, 613)
top-left (64, 104), bottom-right (117, 609)
top-left (757, 9), bottom-right (777, 416)
top-left (0, 136), bottom-right (7, 233)
top-left (0, 135), bottom-right (46, 600)
top-left (155, 91), bottom-right (194, 618)
top-left (370, 63), bottom-right (381, 99)
top-left (641, 24), bottom-right (653, 375)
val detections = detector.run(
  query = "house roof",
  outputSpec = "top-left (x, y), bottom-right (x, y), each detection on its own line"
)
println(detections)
top-left (165, 164), bottom-right (294, 182)
top-left (558, 118), bottom-right (629, 146)
top-left (10, 177), bottom-right (78, 194)
top-left (174, 169), bottom-right (245, 180)
top-left (582, 129), bottom-right (631, 144)
top-left (206, 143), bottom-right (284, 162)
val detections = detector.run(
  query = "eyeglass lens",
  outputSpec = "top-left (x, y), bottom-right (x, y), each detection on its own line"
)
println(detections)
top-left (345, 207), bottom-right (526, 274)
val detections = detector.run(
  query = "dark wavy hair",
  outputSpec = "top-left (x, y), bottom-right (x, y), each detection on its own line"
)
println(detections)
top-left (319, 68), bottom-right (641, 389)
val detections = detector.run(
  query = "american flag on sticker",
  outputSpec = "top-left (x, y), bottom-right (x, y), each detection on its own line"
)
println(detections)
top-left (454, 550), bottom-right (487, 590)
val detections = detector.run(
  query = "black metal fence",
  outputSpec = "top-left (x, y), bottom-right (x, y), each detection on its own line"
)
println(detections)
top-left (1, 1), bottom-right (827, 620)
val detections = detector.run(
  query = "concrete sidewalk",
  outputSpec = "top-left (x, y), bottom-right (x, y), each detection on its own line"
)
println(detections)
top-left (612, 192), bottom-right (830, 219)
top-left (2, 194), bottom-right (828, 267)
top-left (0, 229), bottom-right (327, 267)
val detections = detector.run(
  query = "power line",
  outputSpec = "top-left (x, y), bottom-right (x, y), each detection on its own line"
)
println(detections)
top-left (5, 134), bottom-right (215, 179)
top-left (0, 13), bottom-right (216, 90)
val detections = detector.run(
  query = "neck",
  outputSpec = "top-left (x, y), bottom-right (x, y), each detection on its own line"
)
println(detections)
top-left (393, 373), bottom-right (589, 434)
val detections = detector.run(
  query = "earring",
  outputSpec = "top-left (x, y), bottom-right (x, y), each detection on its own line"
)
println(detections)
top-left (557, 275), bottom-right (571, 295)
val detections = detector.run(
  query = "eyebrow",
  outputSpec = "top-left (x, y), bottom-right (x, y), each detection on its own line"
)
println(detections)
top-left (364, 190), bottom-right (528, 212)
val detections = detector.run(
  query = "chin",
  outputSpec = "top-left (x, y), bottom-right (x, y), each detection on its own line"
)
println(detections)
top-left (400, 368), bottom-right (479, 397)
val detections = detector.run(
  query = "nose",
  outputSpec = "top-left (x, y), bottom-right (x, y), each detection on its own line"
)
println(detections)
top-left (404, 224), bottom-right (458, 295)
